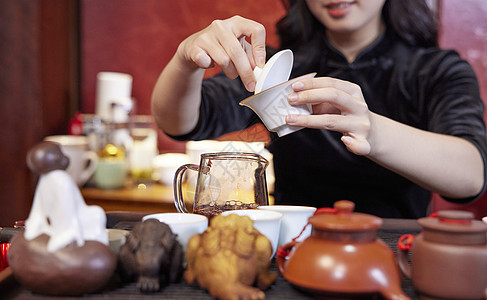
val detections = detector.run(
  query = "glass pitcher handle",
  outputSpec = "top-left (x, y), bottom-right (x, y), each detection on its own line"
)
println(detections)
top-left (173, 164), bottom-right (199, 213)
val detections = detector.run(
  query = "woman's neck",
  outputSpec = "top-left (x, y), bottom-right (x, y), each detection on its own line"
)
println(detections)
top-left (326, 21), bottom-right (385, 63)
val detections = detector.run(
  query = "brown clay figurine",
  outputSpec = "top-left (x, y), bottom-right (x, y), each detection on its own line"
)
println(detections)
top-left (118, 218), bottom-right (184, 292)
top-left (7, 141), bottom-right (116, 296)
top-left (184, 214), bottom-right (277, 300)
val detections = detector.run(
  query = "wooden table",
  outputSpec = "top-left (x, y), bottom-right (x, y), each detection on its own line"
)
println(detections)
top-left (0, 218), bottom-right (423, 299)
top-left (81, 183), bottom-right (181, 213)
top-left (81, 183), bottom-right (274, 213)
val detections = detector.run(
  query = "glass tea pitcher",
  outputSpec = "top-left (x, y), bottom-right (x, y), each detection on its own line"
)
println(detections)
top-left (174, 152), bottom-right (269, 217)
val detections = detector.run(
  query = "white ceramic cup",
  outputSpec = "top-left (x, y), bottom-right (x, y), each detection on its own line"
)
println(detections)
top-left (221, 209), bottom-right (282, 258)
top-left (240, 73), bottom-right (316, 137)
top-left (107, 228), bottom-right (129, 255)
top-left (44, 135), bottom-right (98, 186)
top-left (142, 213), bottom-right (208, 252)
top-left (153, 153), bottom-right (191, 186)
top-left (258, 205), bottom-right (317, 246)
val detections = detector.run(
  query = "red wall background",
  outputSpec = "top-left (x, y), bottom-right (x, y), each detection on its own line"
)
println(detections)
top-left (432, 0), bottom-right (487, 218)
top-left (80, 0), bottom-right (285, 152)
top-left (80, 0), bottom-right (487, 218)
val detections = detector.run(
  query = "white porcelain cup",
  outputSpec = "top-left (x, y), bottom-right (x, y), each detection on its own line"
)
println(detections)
top-left (107, 228), bottom-right (129, 255)
top-left (258, 205), bottom-right (316, 246)
top-left (44, 135), bottom-right (98, 186)
top-left (153, 153), bottom-right (191, 186)
top-left (142, 213), bottom-right (208, 252)
top-left (240, 73), bottom-right (316, 137)
top-left (221, 209), bottom-right (282, 258)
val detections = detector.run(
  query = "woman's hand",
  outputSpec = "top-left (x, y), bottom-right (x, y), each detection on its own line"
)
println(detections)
top-left (285, 77), bottom-right (373, 155)
top-left (176, 15), bottom-right (267, 92)
top-left (152, 15), bottom-right (266, 136)
top-left (284, 77), bottom-right (484, 199)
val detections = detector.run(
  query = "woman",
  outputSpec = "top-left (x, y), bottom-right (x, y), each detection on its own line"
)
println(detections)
top-left (151, 0), bottom-right (487, 218)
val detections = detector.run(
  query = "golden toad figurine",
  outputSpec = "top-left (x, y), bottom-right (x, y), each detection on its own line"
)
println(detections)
top-left (185, 214), bottom-right (277, 300)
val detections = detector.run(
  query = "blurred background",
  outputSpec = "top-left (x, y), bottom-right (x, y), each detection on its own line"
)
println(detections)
top-left (0, 0), bottom-right (486, 226)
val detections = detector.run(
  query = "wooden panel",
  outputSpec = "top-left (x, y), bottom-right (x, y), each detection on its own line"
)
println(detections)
top-left (0, 0), bottom-right (39, 227)
top-left (432, 0), bottom-right (487, 218)
top-left (80, 0), bottom-right (286, 151)
top-left (0, 0), bottom-right (78, 226)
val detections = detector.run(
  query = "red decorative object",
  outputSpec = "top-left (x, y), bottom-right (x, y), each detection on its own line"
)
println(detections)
top-left (68, 112), bottom-right (84, 136)
top-left (0, 243), bottom-right (10, 271)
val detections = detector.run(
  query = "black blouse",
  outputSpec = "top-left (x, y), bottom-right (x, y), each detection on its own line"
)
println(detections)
top-left (169, 30), bottom-right (487, 218)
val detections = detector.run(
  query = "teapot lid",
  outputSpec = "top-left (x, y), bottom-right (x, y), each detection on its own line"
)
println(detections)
top-left (309, 200), bottom-right (382, 231)
top-left (419, 210), bottom-right (487, 233)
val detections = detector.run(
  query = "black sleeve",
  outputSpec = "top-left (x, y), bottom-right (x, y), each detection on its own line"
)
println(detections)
top-left (167, 72), bottom-right (260, 141)
top-left (416, 49), bottom-right (487, 203)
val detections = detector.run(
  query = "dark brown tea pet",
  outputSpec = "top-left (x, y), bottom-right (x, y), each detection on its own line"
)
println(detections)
top-left (185, 214), bottom-right (277, 300)
top-left (118, 219), bottom-right (184, 292)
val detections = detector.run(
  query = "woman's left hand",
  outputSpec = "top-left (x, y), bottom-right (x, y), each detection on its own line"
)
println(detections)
top-left (285, 77), bottom-right (484, 199)
top-left (285, 77), bottom-right (373, 156)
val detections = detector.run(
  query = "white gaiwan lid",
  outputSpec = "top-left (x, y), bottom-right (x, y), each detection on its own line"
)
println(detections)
top-left (254, 49), bottom-right (293, 94)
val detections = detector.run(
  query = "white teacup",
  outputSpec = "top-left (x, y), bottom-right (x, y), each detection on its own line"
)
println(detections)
top-left (240, 73), bottom-right (316, 137)
top-left (142, 213), bottom-right (208, 252)
top-left (221, 209), bottom-right (282, 258)
top-left (153, 153), bottom-right (191, 186)
top-left (258, 205), bottom-right (316, 246)
top-left (44, 135), bottom-right (98, 186)
top-left (107, 228), bottom-right (129, 255)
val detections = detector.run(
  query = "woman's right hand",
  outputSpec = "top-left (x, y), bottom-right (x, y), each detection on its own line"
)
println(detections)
top-left (176, 15), bottom-right (267, 92)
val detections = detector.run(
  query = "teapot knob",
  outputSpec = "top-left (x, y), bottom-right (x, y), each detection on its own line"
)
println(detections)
top-left (334, 200), bottom-right (355, 214)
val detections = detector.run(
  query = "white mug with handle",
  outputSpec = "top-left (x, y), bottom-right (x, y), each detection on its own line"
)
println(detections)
top-left (44, 135), bottom-right (98, 186)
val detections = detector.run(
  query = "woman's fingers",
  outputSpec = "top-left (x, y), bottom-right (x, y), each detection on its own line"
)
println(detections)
top-left (244, 23), bottom-right (266, 68)
top-left (286, 114), bottom-right (370, 134)
top-left (181, 16), bottom-right (266, 92)
top-left (286, 114), bottom-right (371, 155)
top-left (188, 39), bottom-right (225, 70)
top-left (216, 23), bottom-right (256, 90)
top-left (292, 77), bottom-right (363, 98)
top-left (285, 76), bottom-right (372, 155)
top-left (289, 87), bottom-right (368, 116)
top-left (240, 37), bottom-right (255, 67)
top-left (226, 16), bottom-right (266, 90)
top-left (341, 134), bottom-right (372, 156)
top-left (231, 16), bottom-right (266, 67)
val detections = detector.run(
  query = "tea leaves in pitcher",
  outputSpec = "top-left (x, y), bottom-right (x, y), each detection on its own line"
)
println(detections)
top-left (193, 200), bottom-right (259, 219)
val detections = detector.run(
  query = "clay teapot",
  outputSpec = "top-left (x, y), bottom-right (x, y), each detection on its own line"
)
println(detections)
top-left (397, 210), bottom-right (487, 299)
top-left (276, 200), bottom-right (408, 299)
